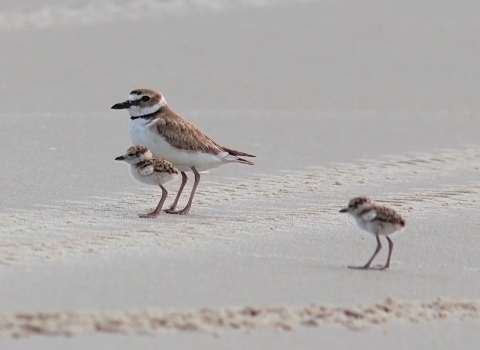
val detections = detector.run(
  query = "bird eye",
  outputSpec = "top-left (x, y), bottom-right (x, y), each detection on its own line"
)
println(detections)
top-left (128, 153), bottom-right (135, 157)
top-left (141, 96), bottom-right (150, 102)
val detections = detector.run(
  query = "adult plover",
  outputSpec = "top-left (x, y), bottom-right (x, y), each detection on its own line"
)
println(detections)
top-left (115, 145), bottom-right (180, 218)
top-left (111, 88), bottom-right (255, 215)
top-left (339, 196), bottom-right (406, 270)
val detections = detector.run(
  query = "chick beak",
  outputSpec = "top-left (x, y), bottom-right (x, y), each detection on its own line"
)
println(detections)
top-left (339, 208), bottom-right (348, 213)
top-left (115, 155), bottom-right (125, 161)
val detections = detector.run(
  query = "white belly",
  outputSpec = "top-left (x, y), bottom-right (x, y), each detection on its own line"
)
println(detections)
top-left (129, 165), bottom-right (178, 186)
top-left (355, 217), bottom-right (373, 234)
top-left (355, 217), bottom-right (402, 236)
top-left (129, 119), bottom-right (227, 172)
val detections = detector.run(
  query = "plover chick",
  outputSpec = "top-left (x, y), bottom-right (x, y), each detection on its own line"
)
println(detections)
top-left (111, 88), bottom-right (255, 215)
top-left (115, 145), bottom-right (180, 218)
top-left (339, 196), bottom-right (406, 270)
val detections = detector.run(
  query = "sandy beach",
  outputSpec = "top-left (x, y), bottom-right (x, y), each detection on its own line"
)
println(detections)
top-left (1, 0), bottom-right (480, 348)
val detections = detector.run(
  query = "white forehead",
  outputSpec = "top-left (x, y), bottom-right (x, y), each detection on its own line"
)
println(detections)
top-left (158, 95), bottom-right (167, 106)
top-left (128, 93), bottom-right (142, 101)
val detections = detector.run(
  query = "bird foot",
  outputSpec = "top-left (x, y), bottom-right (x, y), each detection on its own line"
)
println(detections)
top-left (165, 207), bottom-right (190, 215)
top-left (138, 211), bottom-right (160, 219)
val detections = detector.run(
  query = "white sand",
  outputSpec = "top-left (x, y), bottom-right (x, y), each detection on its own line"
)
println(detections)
top-left (1, 0), bottom-right (480, 348)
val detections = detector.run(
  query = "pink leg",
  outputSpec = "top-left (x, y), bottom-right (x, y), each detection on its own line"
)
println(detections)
top-left (164, 171), bottom-right (188, 213)
top-left (139, 185), bottom-right (168, 218)
top-left (168, 167), bottom-right (200, 215)
top-left (380, 236), bottom-right (394, 270)
top-left (348, 234), bottom-right (382, 270)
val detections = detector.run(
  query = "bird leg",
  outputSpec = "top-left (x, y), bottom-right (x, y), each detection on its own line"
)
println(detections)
top-left (349, 234), bottom-right (382, 270)
top-left (167, 167), bottom-right (200, 215)
top-left (164, 171), bottom-right (188, 213)
top-left (381, 236), bottom-right (394, 270)
top-left (139, 185), bottom-right (168, 218)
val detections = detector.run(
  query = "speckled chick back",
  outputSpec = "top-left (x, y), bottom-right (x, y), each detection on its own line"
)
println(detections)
top-left (370, 205), bottom-right (406, 227)
top-left (138, 158), bottom-right (179, 175)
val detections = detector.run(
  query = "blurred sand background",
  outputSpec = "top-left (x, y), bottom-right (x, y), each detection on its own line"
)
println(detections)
top-left (0, 0), bottom-right (480, 348)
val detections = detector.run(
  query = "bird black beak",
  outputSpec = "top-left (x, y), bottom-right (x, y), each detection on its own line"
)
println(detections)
top-left (111, 100), bottom-right (132, 109)
top-left (339, 208), bottom-right (348, 213)
top-left (115, 155), bottom-right (125, 161)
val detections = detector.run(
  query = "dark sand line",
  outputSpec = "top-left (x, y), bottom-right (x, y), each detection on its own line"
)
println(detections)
top-left (1, 297), bottom-right (479, 338)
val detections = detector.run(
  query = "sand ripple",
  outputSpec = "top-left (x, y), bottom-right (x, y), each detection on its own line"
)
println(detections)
top-left (1, 297), bottom-right (479, 337)
top-left (0, 0), bottom-right (302, 31)
top-left (200, 146), bottom-right (480, 201)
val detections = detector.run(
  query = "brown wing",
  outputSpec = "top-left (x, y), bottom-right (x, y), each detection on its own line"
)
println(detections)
top-left (154, 109), bottom-right (223, 155)
top-left (152, 158), bottom-right (179, 174)
top-left (374, 206), bottom-right (406, 226)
